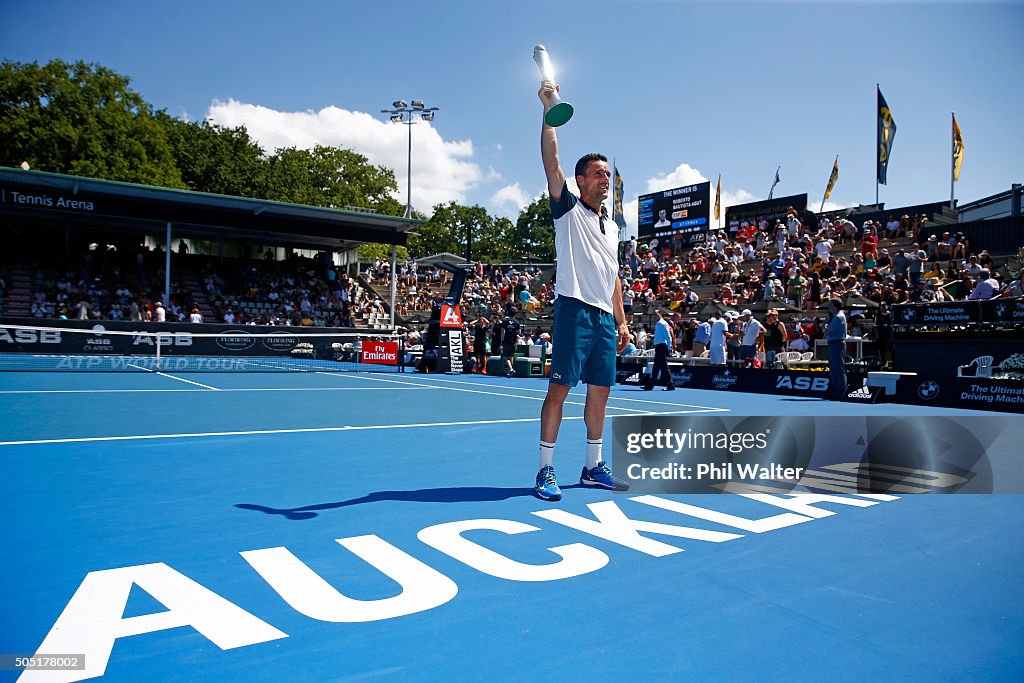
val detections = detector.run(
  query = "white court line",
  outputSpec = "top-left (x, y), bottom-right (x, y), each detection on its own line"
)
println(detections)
top-left (0, 387), bottom-right (431, 395)
top-left (386, 374), bottom-right (728, 412)
top-left (312, 370), bottom-right (652, 413)
top-left (122, 363), bottom-right (218, 390)
top-left (152, 372), bottom-right (221, 391)
top-left (0, 409), bottom-right (723, 447)
top-left (314, 371), bottom-right (728, 414)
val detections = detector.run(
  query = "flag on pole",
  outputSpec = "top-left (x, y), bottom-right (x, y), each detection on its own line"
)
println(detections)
top-left (612, 164), bottom-right (627, 229)
top-left (768, 167), bottom-right (780, 199)
top-left (824, 157), bottom-right (839, 200)
top-left (877, 87), bottom-right (897, 185)
top-left (952, 115), bottom-right (965, 182)
top-left (714, 174), bottom-right (721, 221)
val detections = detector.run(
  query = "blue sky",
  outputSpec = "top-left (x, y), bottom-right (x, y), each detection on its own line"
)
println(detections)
top-left (3, 0), bottom-right (1021, 236)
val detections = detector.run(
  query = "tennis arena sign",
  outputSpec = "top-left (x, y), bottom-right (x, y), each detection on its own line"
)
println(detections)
top-left (19, 481), bottom-right (967, 682)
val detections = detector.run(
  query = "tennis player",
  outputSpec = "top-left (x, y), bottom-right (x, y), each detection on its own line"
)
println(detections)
top-left (535, 79), bottom-right (631, 501)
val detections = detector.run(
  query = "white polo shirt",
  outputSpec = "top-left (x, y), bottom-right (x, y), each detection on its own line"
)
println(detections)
top-left (741, 318), bottom-right (765, 346)
top-left (550, 183), bottom-right (619, 314)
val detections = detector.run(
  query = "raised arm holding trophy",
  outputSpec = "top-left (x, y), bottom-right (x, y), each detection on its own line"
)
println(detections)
top-left (533, 45), bottom-right (574, 127)
top-left (533, 44), bottom-right (630, 502)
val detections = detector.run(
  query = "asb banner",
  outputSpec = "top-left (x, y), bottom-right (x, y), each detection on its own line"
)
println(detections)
top-left (617, 359), bottom-right (835, 398)
top-left (617, 358), bottom-right (882, 402)
top-left (0, 317), bottom-right (349, 359)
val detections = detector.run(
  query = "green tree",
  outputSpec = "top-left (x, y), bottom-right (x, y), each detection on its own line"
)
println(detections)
top-left (357, 243), bottom-right (409, 263)
top-left (0, 59), bottom-right (183, 187)
top-left (157, 114), bottom-right (267, 197)
top-left (264, 145), bottom-right (404, 215)
top-left (416, 201), bottom-right (507, 263)
top-left (512, 194), bottom-right (555, 262)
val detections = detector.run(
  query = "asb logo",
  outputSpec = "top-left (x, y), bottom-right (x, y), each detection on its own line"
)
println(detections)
top-left (776, 375), bottom-right (830, 392)
top-left (440, 305), bottom-right (463, 329)
top-left (917, 380), bottom-right (941, 401)
top-left (0, 327), bottom-right (62, 344)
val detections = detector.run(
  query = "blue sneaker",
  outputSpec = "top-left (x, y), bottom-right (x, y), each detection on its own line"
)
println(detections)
top-left (534, 465), bottom-right (562, 501)
top-left (580, 461), bottom-right (630, 491)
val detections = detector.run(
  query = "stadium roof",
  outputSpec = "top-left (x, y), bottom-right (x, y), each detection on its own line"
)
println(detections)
top-left (0, 167), bottom-right (419, 250)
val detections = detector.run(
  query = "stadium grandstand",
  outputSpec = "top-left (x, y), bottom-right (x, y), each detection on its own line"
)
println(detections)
top-left (2, 165), bottom-right (1022, 411)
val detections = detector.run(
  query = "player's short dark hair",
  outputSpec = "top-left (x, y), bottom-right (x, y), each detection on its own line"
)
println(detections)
top-left (575, 153), bottom-right (608, 179)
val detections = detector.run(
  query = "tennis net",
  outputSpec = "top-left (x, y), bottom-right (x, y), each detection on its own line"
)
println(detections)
top-left (0, 323), bottom-right (408, 373)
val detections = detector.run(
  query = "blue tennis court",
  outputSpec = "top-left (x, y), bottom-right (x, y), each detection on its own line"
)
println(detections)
top-left (2, 370), bottom-right (1023, 681)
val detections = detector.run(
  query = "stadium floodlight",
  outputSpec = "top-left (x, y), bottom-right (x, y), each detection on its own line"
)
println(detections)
top-left (382, 99), bottom-right (439, 219)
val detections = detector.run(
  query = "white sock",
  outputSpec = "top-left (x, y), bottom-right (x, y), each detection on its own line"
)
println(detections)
top-left (586, 438), bottom-right (603, 469)
top-left (539, 441), bottom-right (555, 470)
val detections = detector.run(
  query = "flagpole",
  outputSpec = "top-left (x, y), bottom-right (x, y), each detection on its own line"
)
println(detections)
top-left (819, 155), bottom-right (837, 214)
top-left (613, 158), bottom-right (627, 242)
top-left (768, 166), bottom-right (779, 200)
top-left (949, 114), bottom-right (955, 210)
top-left (875, 84), bottom-right (880, 208)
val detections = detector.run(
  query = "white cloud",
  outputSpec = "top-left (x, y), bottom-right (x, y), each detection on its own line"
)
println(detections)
top-left (720, 187), bottom-right (757, 210)
top-left (206, 98), bottom-right (483, 214)
top-left (617, 163), bottom-right (760, 239)
top-left (644, 163), bottom-right (708, 194)
top-left (489, 182), bottom-right (531, 217)
top-left (819, 199), bottom-right (852, 213)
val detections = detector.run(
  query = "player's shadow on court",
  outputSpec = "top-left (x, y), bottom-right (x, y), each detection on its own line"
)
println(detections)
top-left (235, 486), bottom-right (582, 520)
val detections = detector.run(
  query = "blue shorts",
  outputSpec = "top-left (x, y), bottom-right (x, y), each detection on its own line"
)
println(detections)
top-left (550, 296), bottom-right (616, 387)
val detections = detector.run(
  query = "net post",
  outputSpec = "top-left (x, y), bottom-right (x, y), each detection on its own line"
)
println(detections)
top-left (155, 332), bottom-right (163, 371)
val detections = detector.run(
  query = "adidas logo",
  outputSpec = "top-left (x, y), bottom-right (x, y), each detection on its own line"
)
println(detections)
top-left (847, 386), bottom-right (873, 399)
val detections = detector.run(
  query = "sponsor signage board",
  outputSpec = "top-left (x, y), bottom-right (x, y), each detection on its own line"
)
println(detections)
top-left (361, 341), bottom-right (399, 365)
top-left (616, 359), bottom-right (833, 397)
top-left (637, 182), bottom-right (711, 246)
top-left (0, 317), bottom-right (348, 359)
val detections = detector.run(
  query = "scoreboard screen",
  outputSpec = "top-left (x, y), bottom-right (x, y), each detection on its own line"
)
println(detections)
top-left (637, 181), bottom-right (711, 246)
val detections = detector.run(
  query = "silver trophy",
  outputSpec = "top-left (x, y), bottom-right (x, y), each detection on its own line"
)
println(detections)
top-left (533, 44), bottom-right (574, 127)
